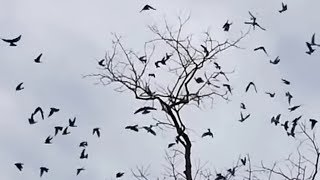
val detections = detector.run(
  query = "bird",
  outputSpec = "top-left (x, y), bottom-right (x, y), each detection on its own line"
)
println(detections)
top-left (201, 44), bottom-right (209, 57)
top-left (195, 77), bottom-right (204, 83)
top-left (98, 59), bottom-right (106, 67)
top-left (68, 117), bottom-right (77, 127)
top-left (148, 73), bottom-right (155, 78)
top-left (239, 112), bottom-right (250, 122)
top-left (223, 84), bottom-right (232, 94)
top-left (227, 167), bottom-right (235, 176)
top-left (62, 126), bottom-right (70, 135)
top-left (245, 82), bottom-right (257, 93)
top-left (2, 35), bottom-right (21, 46)
top-left (142, 125), bottom-right (156, 136)
top-left (44, 136), bottom-right (53, 144)
top-left (80, 149), bottom-right (88, 159)
top-left (310, 33), bottom-right (320, 46)
top-left (270, 56), bottom-right (280, 64)
top-left (285, 92), bottom-right (293, 105)
top-left (48, 107), bottom-right (59, 117)
top-left (310, 119), bottom-right (318, 130)
top-left (79, 141), bottom-right (88, 147)
top-left (281, 78), bottom-right (290, 85)
top-left (33, 107), bottom-right (44, 120)
top-left (40, 167), bottom-right (49, 177)
top-left (138, 56), bottom-right (147, 63)
top-left (54, 126), bottom-right (63, 136)
top-left (125, 125), bottom-right (139, 132)
top-left (134, 106), bottom-right (157, 114)
top-left (244, 11), bottom-right (266, 31)
top-left (215, 173), bottom-right (226, 180)
top-left (168, 143), bottom-right (175, 148)
top-left (240, 103), bottom-right (246, 109)
top-left (14, 163), bottom-right (24, 171)
top-left (76, 168), bottom-right (85, 175)
top-left (306, 42), bottom-right (315, 55)
top-left (272, 114), bottom-right (281, 125)
top-left (254, 46), bottom-right (268, 55)
top-left (155, 53), bottom-right (172, 68)
top-left (34, 53), bottom-right (43, 63)
top-left (93, 128), bottom-right (101, 137)
top-left (223, 20), bottom-right (232, 31)
top-left (271, 116), bottom-right (279, 126)
top-left (201, 128), bottom-right (213, 138)
top-left (116, 172), bottom-right (125, 178)
top-left (140, 4), bottom-right (156, 12)
top-left (292, 115), bottom-right (302, 125)
top-left (241, 157), bottom-right (246, 165)
top-left (214, 62), bottom-right (221, 70)
top-left (281, 121), bottom-right (289, 131)
top-left (279, 2), bottom-right (287, 13)
top-left (16, 82), bottom-right (24, 91)
top-left (288, 105), bottom-right (301, 112)
top-left (265, 92), bottom-right (275, 98)
top-left (28, 117), bottom-right (37, 124)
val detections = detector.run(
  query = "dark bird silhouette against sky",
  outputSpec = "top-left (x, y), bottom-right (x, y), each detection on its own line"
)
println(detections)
top-left (16, 82), bottom-right (24, 91)
top-left (279, 2), bottom-right (287, 13)
top-left (54, 126), bottom-right (63, 136)
top-left (310, 119), bottom-right (318, 130)
top-left (140, 4), bottom-right (156, 12)
top-left (142, 125), bottom-right (156, 136)
top-left (244, 11), bottom-right (266, 31)
top-left (44, 135), bottom-right (53, 144)
top-left (245, 82), bottom-right (257, 93)
top-left (310, 33), bottom-right (320, 46)
top-left (48, 107), bottom-right (59, 117)
top-left (98, 59), bottom-right (106, 67)
top-left (223, 84), bottom-right (232, 95)
top-left (254, 46), bottom-right (268, 55)
top-left (93, 127), bottom-right (101, 138)
top-left (195, 77), bottom-right (204, 83)
top-left (201, 44), bottom-right (209, 57)
top-left (239, 112), bottom-right (250, 122)
top-left (80, 149), bottom-right (88, 159)
top-left (14, 163), bottom-right (23, 171)
top-left (2, 35), bottom-right (21, 46)
top-left (125, 125), bottom-right (139, 132)
top-left (269, 56), bottom-right (280, 64)
top-left (33, 107), bottom-right (44, 120)
top-left (34, 53), bottom-right (43, 63)
top-left (288, 105), bottom-right (301, 112)
top-left (281, 121), bottom-right (289, 131)
top-left (240, 103), bottom-right (246, 109)
top-left (116, 172), bottom-right (125, 178)
top-left (271, 114), bottom-right (281, 126)
top-left (223, 20), bottom-right (232, 31)
top-left (265, 92), bottom-right (275, 98)
top-left (168, 143), bottom-right (175, 148)
top-left (281, 78), bottom-right (290, 85)
top-left (292, 115), bottom-right (302, 126)
top-left (79, 141), bottom-right (88, 148)
top-left (134, 106), bottom-right (157, 114)
top-left (69, 117), bottom-right (77, 127)
top-left (285, 92), bottom-right (293, 105)
top-left (241, 157), bottom-right (246, 165)
top-left (40, 167), bottom-right (49, 177)
top-left (76, 168), bottom-right (85, 175)
top-left (62, 126), bottom-right (70, 135)
top-left (227, 167), bottom-right (235, 176)
top-left (202, 128), bottom-right (213, 138)
top-left (155, 53), bottom-right (172, 68)
top-left (306, 42), bottom-right (315, 55)
top-left (138, 56), bottom-right (147, 63)
top-left (148, 73), bottom-right (155, 78)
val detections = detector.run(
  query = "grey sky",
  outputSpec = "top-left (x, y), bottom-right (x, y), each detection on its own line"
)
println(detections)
top-left (1, 0), bottom-right (320, 179)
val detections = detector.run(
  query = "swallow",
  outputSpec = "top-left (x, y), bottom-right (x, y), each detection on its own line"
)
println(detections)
top-left (148, 73), bottom-right (155, 78)
top-left (69, 117), bottom-right (77, 127)
top-left (245, 82), bottom-right (257, 93)
top-left (14, 163), bottom-right (24, 171)
top-left (138, 56), bottom-right (147, 63)
top-left (269, 56), bottom-right (280, 64)
top-left (98, 59), bottom-right (106, 67)
top-left (48, 107), bottom-right (59, 117)
top-left (201, 44), bottom-right (209, 57)
top-left (142, 125), bottom-right (156, 136)
top-left (134, 106), bottom-right (157, 114)
top-left (79, 141), bottom-right (88, 147)
top-left (254, 46), bottom-right (268, 55)
top-left (125, 125), bottom-right (139, 132)
top-left (310, 119), bottom-right (318, 130)
top-left (44, 136), bottom-right (53, 144)
top-left (288, 105), bottom-right (301, 112)
top-left (2, 35), bottom-right (21, 46)
top-left (223, 84), bottom-right (232, 94)
top-left (240, 103), bottom-right (246, 109)
top-left (281, 78), bottom-right (290, 85)
top-left (116, 172), bottom-right (125, 178)
top-left (201, 128), bottom-right (213, 138)
top-left (54, 126), bottom-right (63, 136)
top-left (285, 92), bottom-right (293, 105)
top-left (239, 112), bottom-right (250, 122)
top-left (223, 20), bottom-right (232, 31)
top-left (93, 128), bottom-right (101, 137)
top-left (306, 42), bottom-right (315, 55)
top-left (241, 157), bottom-right (246, 165)
top-left (80, 149), bottom-right (88, 159)
top-left (76, 168), bottom-right (85, 175)
top-left (265, 92), bottom-right (275, 98)
top-left (281, 121), bottom-right (289, 131)
top-left (62, 126), bottom-right (70, 135)
top-left (279, 2), bottom-right (287, 13)
top-left (140, 5), bottom-right (156, 12)
top-left (34, 53), bottom-right (43, 63)
top-left (195, 77), bottom-right (204, 83)
top-left (40, 167), bottom-right (49, 177)
top-left (168, 143), bottom-right (175, 148)
top-left (16, 82), bottom-right (24, 91)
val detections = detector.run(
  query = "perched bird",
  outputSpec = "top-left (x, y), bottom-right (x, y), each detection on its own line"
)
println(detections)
top-left (68, 117), bottom-right (77, 127)
top-left (98, 59), bottom-right (106, 67)
top-left (40, 167), bottom-right (49, 177)
top-left (223, 20), bottom-right (232, 31)
top-left (239, 112), bottom-right (250, 122)
top-left (201, 45), bottom-right (209, 57)
top-left (195, 77), bottom-right (204, 83)
top-left (79, 141), bottom-right (88, 148)
top-left (254, 46), bottom-right (268, 55)
top-left (134, 106), bottom-right (157, 114)
top-left (148, 73), bottom-right (155, 78)
top-left (310, 119), bottom-right (318, 130)
top-left (279, 2), bottom-right (287, 13)
top-left (168, 143), bottom-right (175, 148)
top-left (125, 125), bottom-right (139, 132)
top-left (138, 56), bottom-right (147, 63)
top-left (116, 172), bottom-right (125, 178)
top-left (245, 82), bottom-right (257, 93)
top-left (93, 128), bottom-right (101, 138)
top-left (265, 92), bottom-right (275, 98)
top-left (269, 56), bottom-right (280, 64)
top-left (201, 128), bottom-right (213, 138)
top-left (306, 42), bottom-right (315, 55)
top-left (80, 149), bottom-right (88, 159)
top-left (244, 11), bottom-right (266, 31)
top-left (14, 163), bottom-right (24, 171)
top-left (223, 84), bottom-right (232, 94)
top-left (2, 35), bottom-right (21, 46)
top-left (44, 136), bottom-right (53, 144)
top-left (241, 157), bottom-right (246, 165)
top-left (142, 125), bottom-right (156, 136)
top-left (285, 92), bottom-right (293, 105)
top-left (48, 107), bottom-right (59, 117)
top-left (281, 78), bottom-right (290, 85)
top-left (288, 105), bottom-right (301, 112)
top-left (76, 168), bottom-right (85, 175)
top-left (16, 82), bottom-right (24, 91)
top-left (140, 4), bottom-right (156, 12)
top-left (62, 126), bottom-right (70, 135)
top-left (34, 53), bottom-right (43, 63)
top-left (281, 121), bottom-right (289, 131)
top-left (54, 126), bottom-right (63, 136)
top-left (240, 103), bottom-right (246, 109)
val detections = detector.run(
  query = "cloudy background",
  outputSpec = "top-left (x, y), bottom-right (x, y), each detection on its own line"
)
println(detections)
top-left (1, 0), bottom-right (320, 179)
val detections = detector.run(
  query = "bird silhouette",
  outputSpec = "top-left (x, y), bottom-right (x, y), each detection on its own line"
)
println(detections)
top-left (14, 163), bottom-right (24, 171)
top-left (310, 119), bottom-right (318, 130)
top-left (34, 53), bottom-right (43, 63)
top-left (269, 56), bottom-right (280, 64)
top-left (279, 2), bottom-right (287, 13)
top-left (168, 143), bottom-right (175, 148)
top-left (28, 117), bottom-right (37, 124)
top-left (54, 126), bottom-right (63, 136)
top-left (44, 136), bottom-right (53, 144)
top-left (40, 167), bottom-right (49, 177)
top-left (215, 173), bottom-right (226, 180)
top-left (265, 92), bottom-right (275, 98)
top-left (125, 125), bottom-right (139, 132)
top-left (2, 35), bottom-right (21, 46)
top-left (281, 78), bottom-right (290, 85)
top-left (241, 157), bottom-right (246, 165)
top-left (227, 167), bottom-right (235, 176)
top-left (16, 82), bottom-right (24, 91)
top-left (306, 42), bottom-right (315, 55)
top-left (140, 5), bottom-right (156, 12)
top-left (254, 46), bottom-right (268, 55)
top-left (223, 20), bottom-right (232, 31)
top-left (201, 128), bottom-right (213, 138)
top-left (245, 82), bottom-right (257, 93)
top-left (310, 33), bottom-right (320, 46)
top-left (195, 77), bottom-right (204, 83)
top-left (285, 92), bottom-right (293, 105)
top-left (271, 116), bottom-right (279, 126)
top-left (239, 112), bottom-right (250, 122)
top-left (201, 45), bottom-right (209, 57)
top-left (240, 103), bottom-right (246, 109)
top-left (80, 149), bottom-right (88, 159)
top-left (76, 168), bottom-right (85, 175)
top-left (116, 172), bottom-right (125, 178)
top-left (134, 106), bottom-right (157, 114)
top-left (98, 59), bottom-right (106, 67)
top-left (155, 53), bottom-right (172, 68)
top-left (69, 117), bottom-right (77, 127)
top-left (62, 126), bottom-right (70, 135)
top-left (148, 73), bottom-right (155, 78)
top-left (93, 128), bottom-right (101, 137)
top-left (292, 115), bottom-right (302, 126)
top-left (288, 105), bottom-right (301, 112)
top-left (138, 56), bottom-right (147, 63)
top-left (214, 62), bottom-right (221, 70)
top-left (48, 107), bottom-right (59, 117)
top-left (79, 141), bottom-right (88, 147)
top-left (223, 84), bottom-right (232, 94)
top-left (281, 121), bottom-right (289, 131)
top-left (142, 125), bottom-right (156, 136)
top-left (33, 107), bottom-right (44, 120)
top-left (244, 11), bottom-right (266, 31)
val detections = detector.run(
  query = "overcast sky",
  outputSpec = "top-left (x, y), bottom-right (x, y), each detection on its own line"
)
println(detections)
top-left (1, 0), bottom-right (320, 179)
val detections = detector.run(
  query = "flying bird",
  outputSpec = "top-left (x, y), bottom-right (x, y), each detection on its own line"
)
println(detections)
top-left (223, 20), bottom-right (232, 31)
top-left (14, 163), bottom-right (24, 171)
top-left (138, 56), bottom-right (147, 63)
top-left (79, 141), bottom-right (88, 147)
top-left (223, 84), bottom-right (232, 94)
top-left (76, 168), bottom-right (85, 175)
top-left (240, 103), bottom-right (246, 109)
top-left (288, 105), bottom-right (301, 112)
top-left (227, 167), bottom-right (235, 176)
top-left (2, 35), bottom-right (21, 46)
top-left (48, 107), bottom-right (59, 117)
top-left (214, 62), bottom-right (221, 70)
top-left (201, 128), bottom-right (213, 138)
top-left (292, 115), bottom-right (302, 125)
top-left (28, 117), bottom-right (37, 124)
top-left (116, 172), bottom-right (125, 178)
top-left (33, 107), bottom-right (44, 120)
top-left (148, 73), bottom-right (155, 78)
top-left (40, 167), bottom-right (49, 177)
top-left (201, 44), bottom-right (209, 57)
top-left (239, 112), bottom-right (250, 122)
top-left (54, 126), bottom-right (63, 136)
top-left (44, 136), bottom-right (53, 144)
top-left (254, 46), bottom-right (268, 55)
top-left (142, 125), bottom-right (156, 136)
top-left (80, 149), bottom-right (88, 159)
top-left (69, 117), bottom-right (77, 127)
top-left (125, 125), bottom-right (139, 132)
top-left (134, 106), bottom-right (157, 114)
top-left (155, 53), bottom-right (172, 68)
top-left (16, 82), bottom-right (24, 91)
top-left (241, 157), bottom-right (246, 165)
top-left (281, 78), bottom-right (290, 85)
top-left (281, 121), bottom-right (289, 131)
top-left (195, 77), bottom-right (204, 83)
top-left (310, 33), bottom-right (320, 46)
top-left (245, 82), bottom-right (257, 93)
top-left (271, 114), bottom-right (281, 126)
top-left (306, 42), bottom-right (315, 55)
top-left (269, 56), bottom-right (280, 64)
top-left (168, 143), bottom-right (175, 148)
top-left (310, 119), bottom-right (318, 130)
top-left (215, 173), bottom-right (226, 180)
top-left (62, 126), bottom-right (70, 135)
top-left (93, 128), bottom-right (101, 137)
top-left (98, 59), bottom-right (106, 67)
top-left (285, 92), bottom-right (293, 105)
top-left (279, 2), bottom-right (287, 13)
top-left (140, 4), bottom-right (156, 12)
top-left (34, 53), bottom-right (43, 63)
top-left (265, 92), bottom-right (275, 98)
